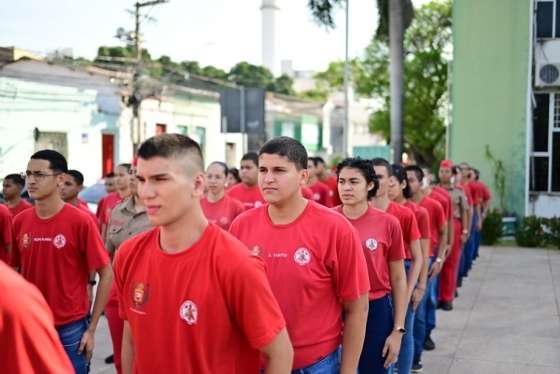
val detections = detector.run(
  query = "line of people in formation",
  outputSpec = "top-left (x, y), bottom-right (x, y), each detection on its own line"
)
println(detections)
top-left (0, 134), bottom-right (492, 374)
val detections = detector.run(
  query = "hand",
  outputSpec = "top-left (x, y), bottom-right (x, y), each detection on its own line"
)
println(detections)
top-left (411, 287), bottom-right (425, 311)
top-left (78, 328), bottom-right (95, 361)
top-left (476, 220), bottom-right (483, 231)
top-left (461, 232), bottom-right (469, 244)
top-left (429, 261), bottom-right (442, 280)
top-left (382, 331), bottom-right (403, 368)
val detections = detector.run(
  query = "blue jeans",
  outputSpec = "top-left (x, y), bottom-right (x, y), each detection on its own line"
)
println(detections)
top-left (358, 294), bottom-right (394, 374)
top-left (56, 317), bottom-right (89, 374)
top-left (396, 261), bottom-right (415, 374)
top-left (292, 348), bottom-right (341, 374)
top-left (413, 257), bottom-right (436, 363)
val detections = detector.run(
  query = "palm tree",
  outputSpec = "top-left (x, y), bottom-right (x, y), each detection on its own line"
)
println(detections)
top-left (308, 0), bottom-right (414, 163)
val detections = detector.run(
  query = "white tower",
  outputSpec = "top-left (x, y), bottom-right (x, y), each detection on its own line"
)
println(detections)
top-left (261, 0), bottom-right (279, 76)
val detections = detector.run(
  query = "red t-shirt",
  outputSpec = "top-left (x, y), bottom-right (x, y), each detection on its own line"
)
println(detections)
top-left (479, 181), bottom-right (491, 202)
top-left (457, 183), bottom-right (474, 206)
top-left (335, 206), bottom-right (405, 300)
top-left (404, 201), bottom-right (431, 240)
top-left (301, 186), bottom-right (314, 200)
top-left (469, 181), bottom-right (491, 206)
top-left (76, 201), bottom-right (101, 230)
top-left (0, 261), bottom-right (74, 373)
top-left (229, 201), bottom-right (369, 369)
top-left (419, 196), bottom-right (446, 255)
top-left (201, 195), bottom-right (245, 230)
top-left (7, 199), bottom-right (33, 218)
top-left (308, 181), bottom-right (332, 207)
top-left (227, 183), bottom-right (265, 210)
top-left (386, 202), bottom-right (421, 260)
top-left (10, 204), bottom-right (110, 325)
top-left (114, 225), bottom-right (285, 373)
top-left (322, 175), bottom-right (341, 207)
top-left (96, 192), bottom-right (123, 224)
top-left (0, 204), bottom-right (12, 263)
top-left (431, 187), bottom-right (452, 221)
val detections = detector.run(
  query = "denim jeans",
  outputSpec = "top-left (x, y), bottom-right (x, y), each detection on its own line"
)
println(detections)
top-left (396, 261), bottom-right (415, 374)
top-left (292, 348), bottom-right (341, 374)
top-left (358, 294), bottom-right (394, 374)
top-left (56, 317), bottom-right (89, 374)
top-left (413, 257), bottom-right (436, 363)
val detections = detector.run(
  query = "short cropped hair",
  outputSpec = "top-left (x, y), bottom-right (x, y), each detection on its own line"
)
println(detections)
top-left (241, 152), bottom-right (259, 167)
top-left (405, 165), bottom-right (424, 183)
top-left (118, 163), bottom-right (132, 173)
top-left (4, 173), bottom-right (25, 188)
top-left (209, 161), bottom-right (228, 177)
top-left (259, 137), bottom-right (308, 170)
top-left (391, 164), bottom-right (412, 199)
top-left (315, 156), bottom-right (326, 165)
top-left (67, 170), bottom-right (84, 186)
top-left (336, 157), bottom-right (379, 199)
top-left (30, 150), bottom-right (68, 173)
top-left (308, 157), bottom-right (319, 167)
top-left (452, 165), bottom-right (461, 175)
top-left (137, 134), bottom-right (204, 172)
top-left (371, 157), bottom-right (392, 177)
top-left (227, 167), bottom-right (241, 183)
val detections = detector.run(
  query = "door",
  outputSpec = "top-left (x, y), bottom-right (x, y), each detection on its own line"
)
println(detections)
top-left (102, 134), bottom-right (114, 177)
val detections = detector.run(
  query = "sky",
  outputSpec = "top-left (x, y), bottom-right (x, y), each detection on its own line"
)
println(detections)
top-left (0, 0), bottom-right (432, 74)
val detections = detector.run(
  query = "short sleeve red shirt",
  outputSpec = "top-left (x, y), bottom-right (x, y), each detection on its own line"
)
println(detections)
top-left (335, 206), bottom-right (405, 300)
top-left (386, 202), bottom-right (421, 260)
top-left (0, 261), bottom-right (74, 373)
top-left (430, 187), bottom-right (452, 221)
top-left (10, 204), bottom-right (110, 325)
top-left (457, 183), bottom-right (474, 206)
top-left (76, 202), bottom-right (101, 230)
top-left (308, 181), bottom-right (333, 207)
top-left (302, 186), bottom-right (314, 199)
top-left (97, 192), bottom-right (123, 229)
top-left (201, 195), bottom-right (245, 230)
top-left (227, 183), bottom-right (265, 210)
top-left (7, 199), bottom-right (32, 218)
top-left (404, 201), bottom-right (431, 240)
top-left (419, 196), bottom-right (445, 255)
top-left (479, 181), bottom-right (491, 202)
top-left (322, 175), bottom-right (341, 207)
top-left (230, 202), bottom-right (369, 369)
top-left (114, 225), bottom-right (285, 373)
top-left (0, 204), bottom-right (13, 263)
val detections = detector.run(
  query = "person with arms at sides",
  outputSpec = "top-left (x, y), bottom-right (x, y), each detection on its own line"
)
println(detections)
top-left (104, 159), bottom-right (151, 373)
top-left (10, 150), bottom-right (113, 374)
top-left (316, 156), bottom-right (342, 207)
top-left (335, 157), bottom-right (407, 374)
top-left (306, 157), bottom-right (333, 207)
top-left (470, 168), bottom-right (491, 260)
top-left (59, 169), bottom-right (99, 227)
top-left (387, 164), bottom-right (427, 374)
top-left (405, 165), bottom-right (447, 367)
top-left (96, 172), bottom-right (117, 220)
top-left (437, 164), bottom-right (469, 311)
top-left (114, 134), bottom-right (292, 374)
top-left (98, 164), bottom-right (132, 239)
top-left (201, 161), bottom-right (245, 230)
top-left (458, 162), bottom-right (478, 280)
top-left (0, 261), bottom-right (74, 373)
top-left (2, 173), bottom-right (32, 217)
top-left (226, 167), bottom-right (241, 189)
top-left (230, 137), bottom-right (369, 374)
top-left (227, 152), bottom-right (265, 209)
top-left (0, 204), bottom-right (12, 263)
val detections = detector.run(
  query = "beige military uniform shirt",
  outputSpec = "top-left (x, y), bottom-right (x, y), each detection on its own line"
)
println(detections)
top-left (447, 186), bottom-right (468, 220)
top-left (105, 197), bottom-right (151, 254)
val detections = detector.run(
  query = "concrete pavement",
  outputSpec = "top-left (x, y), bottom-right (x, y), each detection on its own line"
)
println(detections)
top-left (91, 245), bottom-right (560, 374)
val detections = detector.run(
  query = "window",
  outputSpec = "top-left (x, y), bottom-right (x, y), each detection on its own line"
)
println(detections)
top-left (536, 0), bottom-right (560, 38)
top-left (531, 92), bottom-right (560, 192)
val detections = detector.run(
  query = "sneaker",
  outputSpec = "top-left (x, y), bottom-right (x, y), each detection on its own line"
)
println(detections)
top-left (424, 335), bottom-right (436, 351)
top-left (104, 354), bottom-right (114, 364)
top-left (411, 362), bottom-right (423, 372)
top-left (440, 301), bottom-right (453, 311)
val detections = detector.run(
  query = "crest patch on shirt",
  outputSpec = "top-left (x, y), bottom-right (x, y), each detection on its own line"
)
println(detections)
top-left (179, 300), bottom-right (198, 325)
top-left (293, 248), bottom-right (311, 266)
top-left (53, 234), bottom-right (66, 249)
top-left (365, 238), bottom-right (378, 251)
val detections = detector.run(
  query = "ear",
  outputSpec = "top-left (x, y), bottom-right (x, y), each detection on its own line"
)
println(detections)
top-left (192, 172), bottom-right (206, 197)
top-left (56, 173), bottom-right (66, 187)
top-left (367, 181), bottom-right (374, 192)
top-left (300, 168), bottom-right (309, 186)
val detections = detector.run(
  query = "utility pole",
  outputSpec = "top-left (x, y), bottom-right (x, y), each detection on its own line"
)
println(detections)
top-left (343, 0), bottom-right (350, 156)
top-left (130, 0), bottom-right (168, 151)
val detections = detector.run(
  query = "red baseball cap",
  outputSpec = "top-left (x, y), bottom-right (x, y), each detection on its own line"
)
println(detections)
top-left (440, 159), bottom-right (453, 169)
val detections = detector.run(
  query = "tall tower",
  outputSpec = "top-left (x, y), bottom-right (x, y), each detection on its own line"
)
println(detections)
top-left (261, 0), bottom-right (279, 76)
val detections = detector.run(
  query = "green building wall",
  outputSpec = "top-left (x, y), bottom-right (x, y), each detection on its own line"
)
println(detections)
top-left (450, 0), bottom-right (532, 216)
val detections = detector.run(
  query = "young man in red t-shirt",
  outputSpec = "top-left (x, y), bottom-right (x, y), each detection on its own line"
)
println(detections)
top-left (0, 261), bottom-right (74, 373)
top-left (2, 173), bottom-right (33, 217)
top-left (316, 156), bottom-right (341, 206)
top-left (60, 170), bottom-right (99, 227)
top-left (10, 150), bottom-right (113, 374)
top-left (230, 137), bottom-right (369, 373)
top-left (114, 134), bottom-right (292, 373)
top-left (306, 157), bottom-right (333, 207)
top-left (201, 161), bottom-right (245, 230)
top-left (227, 152), bottom-right (266, 209)
top-left (335, 158), bottom-right (407, 374)
top-left (0, 204), bottom-right (12, 263)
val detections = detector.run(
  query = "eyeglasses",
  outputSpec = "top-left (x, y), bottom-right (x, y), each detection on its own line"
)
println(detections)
top-left (22, 171), bottom-right (61, 180)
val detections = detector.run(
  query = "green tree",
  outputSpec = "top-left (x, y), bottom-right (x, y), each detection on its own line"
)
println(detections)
top-left (228, 61), bottom-right (274, 88)
top-left (267, 74), bottom-right (295, 95)
top-left (181, 60), bottom-right (201, 75)
top-left (361, 1), bottom-right (451, 167)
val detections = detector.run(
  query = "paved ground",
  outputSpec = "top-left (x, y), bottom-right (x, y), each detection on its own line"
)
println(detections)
top-left (91, 245), bottom-right (560, 374)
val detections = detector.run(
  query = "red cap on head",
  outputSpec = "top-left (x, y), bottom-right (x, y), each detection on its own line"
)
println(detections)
top-left (132, 156), bottom-right (138, 167)
top-left (440, 159), bottom-right (453, 169)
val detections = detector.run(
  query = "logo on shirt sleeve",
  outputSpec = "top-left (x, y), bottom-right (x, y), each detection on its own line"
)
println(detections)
top-left (250, 245), bottom-right (261, 257)
top-left (294, 248), bottom-right (311, 266)
top-left (179, 300), bottom-right (198, 325)
top-left (53, 234), bottom-right (67, 249)
top-left (21, 233), bottom-right (31, 249)
top-left (365, 238), bottom-right (378, 251)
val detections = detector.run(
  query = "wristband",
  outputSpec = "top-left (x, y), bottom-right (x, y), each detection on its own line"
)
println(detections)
top-left (89, 280), bottom-right (97, 286)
